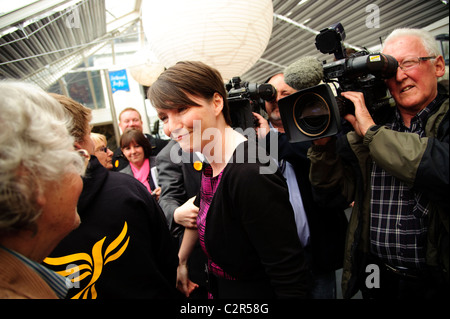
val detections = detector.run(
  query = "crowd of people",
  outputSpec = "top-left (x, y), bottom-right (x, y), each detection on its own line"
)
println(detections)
top-left (0, 27), bottom-right (448, 300)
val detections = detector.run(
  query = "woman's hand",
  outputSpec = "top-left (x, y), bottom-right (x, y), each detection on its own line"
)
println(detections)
top-left (176, 263), bottom-right (199, 297)
top-left (151, 186), bottom-right (161, 201)
top-left (176, 228), bottom-right (199, 297)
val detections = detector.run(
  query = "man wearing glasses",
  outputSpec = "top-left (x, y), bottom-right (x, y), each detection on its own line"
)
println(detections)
top-left (308, 28), bottom-right (448, 299)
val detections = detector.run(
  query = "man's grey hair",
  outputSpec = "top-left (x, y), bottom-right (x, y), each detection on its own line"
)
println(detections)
top-left (383, 28), bottom-right (441, 57)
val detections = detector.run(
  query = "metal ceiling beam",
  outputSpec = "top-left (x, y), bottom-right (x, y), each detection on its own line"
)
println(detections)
top-left (0, 0), bottom-right (78, 34)
top-left (106, 11), bottom-right (139, 34)
top-left (24, 36), bottom-right (108, 89)
top-left (21, 8), bottom-right (140, 89)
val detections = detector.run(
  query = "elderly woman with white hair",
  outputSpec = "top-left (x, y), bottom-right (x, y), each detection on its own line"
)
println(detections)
top-left (0, 81), bottom-right (85, 299)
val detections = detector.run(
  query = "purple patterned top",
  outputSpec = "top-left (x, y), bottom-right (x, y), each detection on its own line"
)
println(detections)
top-left (197, 164), bottom-right (235, 281)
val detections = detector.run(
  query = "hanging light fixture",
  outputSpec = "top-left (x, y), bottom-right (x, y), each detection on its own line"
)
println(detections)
top-left (141, 0), bottom-right (273, 82)
top-left (128, 47), bottom-right (165, 87)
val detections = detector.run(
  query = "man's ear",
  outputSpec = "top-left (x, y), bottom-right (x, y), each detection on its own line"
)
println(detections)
top-left (434, 55), bottom-right (446, 78)
top-left (35, 189), bottom-right (47, 208)
top-left (74, 142), bottom-right (83, 150)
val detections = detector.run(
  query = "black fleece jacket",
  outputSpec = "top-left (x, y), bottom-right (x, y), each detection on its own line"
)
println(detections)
top-left (44, 156), bottom-right (179, 299)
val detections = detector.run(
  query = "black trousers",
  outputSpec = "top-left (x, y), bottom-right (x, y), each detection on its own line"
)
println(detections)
top-left (361, 255), bottom-right (449, 299)
top-left (207, 273), bottom-right (275, 299)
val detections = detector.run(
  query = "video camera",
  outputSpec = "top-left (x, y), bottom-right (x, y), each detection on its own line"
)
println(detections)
top-left (226, 76), bottom-right (277, 130)
top-left (278, 22), bottom-right (398, 142)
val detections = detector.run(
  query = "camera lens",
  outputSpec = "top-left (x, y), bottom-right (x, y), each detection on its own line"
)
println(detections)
top-left (293, 92), bottom-right (331, 137)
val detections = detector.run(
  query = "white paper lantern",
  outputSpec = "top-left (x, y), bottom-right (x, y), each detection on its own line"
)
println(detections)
top-left (141, 0), bottom-right (273, 81)
top-left (128, 48), bottom-right (165, 86)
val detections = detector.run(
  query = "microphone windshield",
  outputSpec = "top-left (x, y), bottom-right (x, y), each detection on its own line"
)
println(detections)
top-left (284, 56), bottom-right (324, 91)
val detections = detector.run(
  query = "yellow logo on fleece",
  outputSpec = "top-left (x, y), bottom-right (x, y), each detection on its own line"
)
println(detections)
top-left (44, 222), bottom-right (130, 299)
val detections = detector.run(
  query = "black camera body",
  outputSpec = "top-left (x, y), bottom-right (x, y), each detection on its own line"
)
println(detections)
top-left (279, 22), bottom-right (398, 143)
top-left (226, 76), bottom-right (277, 130)
top-left (322, 51), bottom-right (398, 119)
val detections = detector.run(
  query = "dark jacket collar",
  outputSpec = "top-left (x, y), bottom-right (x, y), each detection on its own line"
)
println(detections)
top-left (78, 155), bottom-right (109, 213)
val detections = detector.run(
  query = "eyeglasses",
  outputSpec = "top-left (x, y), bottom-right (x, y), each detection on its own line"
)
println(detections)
top-left (96, 146), bottom-right (108, 153)
top-left (398, 56), bottom-right (436, 71)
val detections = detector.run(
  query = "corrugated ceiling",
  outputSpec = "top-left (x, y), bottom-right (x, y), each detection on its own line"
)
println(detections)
top-left (0, 0), bottom-right (139, 88)
top-left (241, 0), bottom-right (449, 83)
top-left (0, 0), bottom-right (448, 88)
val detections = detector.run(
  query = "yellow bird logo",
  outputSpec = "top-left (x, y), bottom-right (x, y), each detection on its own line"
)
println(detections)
top-left (44, 222), bottom-right (130, 299)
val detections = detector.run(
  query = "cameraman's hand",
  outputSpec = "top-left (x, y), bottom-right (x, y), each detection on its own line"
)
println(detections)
top-left (174, 196), bottom-right (199, 229)
top-left (341, 91), bottom-right (375, 137)
top-left (252, 112), bottom-right (270, 139)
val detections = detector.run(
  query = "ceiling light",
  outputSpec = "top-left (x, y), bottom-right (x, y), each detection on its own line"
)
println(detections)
top-left (141, 0), bottom-right (273, 81)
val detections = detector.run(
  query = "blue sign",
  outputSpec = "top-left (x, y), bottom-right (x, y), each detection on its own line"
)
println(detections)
top-left (109, 69), bottom-right (130, 93)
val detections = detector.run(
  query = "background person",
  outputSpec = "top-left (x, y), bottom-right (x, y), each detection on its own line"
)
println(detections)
top-left (0, 81), bottom-right (85, 299)
top-left (308, 28), bottom-right (448, 299)
top-left (44, 94), bottom-right (179, 299)
top-left (148, 61), bottom-right (310, 299)
top-left (119, 128), bottom-right (161, 200)
top-left (254, 72), bottom-right (348, 299)
top-left (156, 139), bottom-right (203, 237)
top-left (112, 107), bottom-right (168, 171)
top-left (91, 132), bottom-right (114, 170)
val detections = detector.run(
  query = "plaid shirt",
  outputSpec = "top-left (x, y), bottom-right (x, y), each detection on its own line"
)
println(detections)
top-left (370, 96), bottom-right (443, 269)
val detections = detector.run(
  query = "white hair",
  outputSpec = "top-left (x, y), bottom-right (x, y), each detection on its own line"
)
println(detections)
top-left (383, 28), bottom-right (441, 57)
top-left (0, 80), bottom-right (85, 235)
